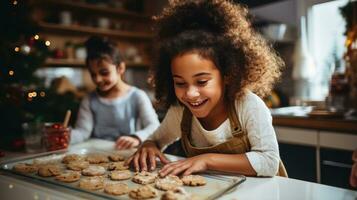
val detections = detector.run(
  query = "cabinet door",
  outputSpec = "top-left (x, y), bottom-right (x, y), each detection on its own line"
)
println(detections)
top-left (320, 148), bottom-right (353, 189)
top-left (279, 143), bottom-right (317, 182)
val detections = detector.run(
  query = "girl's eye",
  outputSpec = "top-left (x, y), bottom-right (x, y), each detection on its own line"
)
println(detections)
top-left (197, 80), bottom-right (208, 85)
top-left (99, 71), bottom-right (109, 76)
top-left (174, 82), bottom-right (186, 87)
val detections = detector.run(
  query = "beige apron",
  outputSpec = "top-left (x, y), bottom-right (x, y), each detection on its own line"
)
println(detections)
top-left (180, 104), bottom-right (288, 177)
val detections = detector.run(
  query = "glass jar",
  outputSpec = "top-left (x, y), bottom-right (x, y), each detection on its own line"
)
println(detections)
top-left (43, 123), bottom-right (71, 151)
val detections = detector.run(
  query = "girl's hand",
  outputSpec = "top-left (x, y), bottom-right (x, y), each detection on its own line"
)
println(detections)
top-left (116, 136), bottom-right (140, 150)
top-left (159, 154), bottom-right (209, 177)
top-left (125, 140), bottom-right (169, 172)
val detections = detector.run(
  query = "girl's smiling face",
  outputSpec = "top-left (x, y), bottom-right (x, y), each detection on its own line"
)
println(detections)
top-left (88, 59), bottom-right (121, 92)
top-left (171, 52), bottom-right (226, 123)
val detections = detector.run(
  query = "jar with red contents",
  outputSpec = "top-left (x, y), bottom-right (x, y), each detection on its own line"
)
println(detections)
top-left (43, 123), bottom-right (71, 151)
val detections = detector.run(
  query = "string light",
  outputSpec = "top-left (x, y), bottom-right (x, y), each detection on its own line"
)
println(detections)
top-left (45, 41), bottom-right (50, 46)
top-left (34, 35), bottom-right (40, 40)
top-left (40, 91), bottom-right (46, 97)
top-left (9, 70), bottom-right (14, 76)
top-left (27, 92), bottom-right (38, 98)
top-left (22, 45), bottom-right (31, 54)
top-left (14, 47), bottom-right (20, 52)
top-left (13, 1), bottom-right (17, 5)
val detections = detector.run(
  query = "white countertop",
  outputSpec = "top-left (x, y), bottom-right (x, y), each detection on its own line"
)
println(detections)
top-left (1, 139), bottom-right (356, 200)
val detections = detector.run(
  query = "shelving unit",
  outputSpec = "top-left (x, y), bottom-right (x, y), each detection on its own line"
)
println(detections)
top-left (30, 0), bottom-right (158, 90)
top-left (37, 22), bottom-right (153, 40)
top-left (31, 0), bottom-right (155, 61)
top-left (34, 0), bottom-right (151, 21)
top-left (44, 58), bottom-right (151, 69)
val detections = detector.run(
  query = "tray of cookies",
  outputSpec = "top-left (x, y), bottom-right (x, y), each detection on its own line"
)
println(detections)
top-left (0, 148), bottom-right (246, 200)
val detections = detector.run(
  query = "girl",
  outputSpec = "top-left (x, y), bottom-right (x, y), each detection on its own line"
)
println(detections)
top-left (126, 0), bottom-right (287, 177)
top-left (70, 36), bottom-right (160, 150)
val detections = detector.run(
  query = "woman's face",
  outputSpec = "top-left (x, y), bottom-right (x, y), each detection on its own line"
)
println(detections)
top-left (171, 52), bottom-right (226, 120)
top-left (88, 59), bottom-right (121, 92)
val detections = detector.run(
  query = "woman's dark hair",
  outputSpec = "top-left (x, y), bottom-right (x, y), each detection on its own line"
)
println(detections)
top-left (84, 36), bottom-right (123, 66)
top-left (151, 0), bottom-right (284, 108)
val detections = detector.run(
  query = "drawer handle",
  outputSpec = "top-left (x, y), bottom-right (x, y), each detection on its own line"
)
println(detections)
top-left (322, 160), bottom-right (352, 169)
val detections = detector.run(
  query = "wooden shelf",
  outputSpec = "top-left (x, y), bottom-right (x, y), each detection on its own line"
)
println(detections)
top-left (38, 22), bottom-right (153, 40)
top-left (44, 58), bottom-right (150, 69)
top-left (34, 0), bottom-right (151, 21)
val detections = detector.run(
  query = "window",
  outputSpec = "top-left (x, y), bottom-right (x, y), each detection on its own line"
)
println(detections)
top-left (309, 0), bottom-right (348, 100)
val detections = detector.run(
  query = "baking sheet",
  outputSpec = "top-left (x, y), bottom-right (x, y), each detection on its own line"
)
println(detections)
top-left (0, 148), bottom-right (246, 200)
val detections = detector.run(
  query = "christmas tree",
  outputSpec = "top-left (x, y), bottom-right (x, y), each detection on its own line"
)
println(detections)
top-left (0, 1), bottom-right (79, 150)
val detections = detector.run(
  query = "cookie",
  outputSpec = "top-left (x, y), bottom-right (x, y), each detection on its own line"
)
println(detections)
top-left (62, 154), bottom-right (83, 164)
top-left (79, 177), bottom-right (104, 190)
top-left (181, 175), bottom-right (206, 186)
top-left (108, 162), bottom-right (129, 171)
top-left (108, 153), bottom-right (125, 162)
top-left (55, 171), bottom-right (81, 182)
top-left (33, 154), bottom-right (63, 165)
top-left (161, 187), bottom-right (191, 200)
top-left (132, 171), bottom-right (157, 185)
top-left (13, 163), bottom-right (38, 173)
top-left (86, 154), bottom-right (109, 164)
top-left (38, 165), bottom-right (61, 177)
top-left (104, 183), bottom-right (129, 196)
top-left (82, 165), bottom-right (106, 176)
top-left (109, 170), bottom-right (132, 180)
top-left (155, 175), bottom-right (183, 191)
top-left (67, 161), bottom-right (89, 171)
top-left (129, 185), bottom-right (158, 199)
top-left (94, 162), bottom-right (110, 170)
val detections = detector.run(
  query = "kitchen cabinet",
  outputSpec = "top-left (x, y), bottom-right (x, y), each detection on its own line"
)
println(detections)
top-left (275, 126), bottom-right (357, 189)
top-left (320, 147), bottom-right (354, 189)
top-left (279, 143), bottom-right (317, 182)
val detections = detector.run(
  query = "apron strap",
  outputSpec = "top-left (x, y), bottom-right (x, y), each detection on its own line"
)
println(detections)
top-left (180, 107), bottom-right (192, 156)
top-left (227, 103), bottom-right (245, 137)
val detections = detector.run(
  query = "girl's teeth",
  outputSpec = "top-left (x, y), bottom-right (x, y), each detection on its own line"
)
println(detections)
top-left (190, 100), bottom-right (204, 106)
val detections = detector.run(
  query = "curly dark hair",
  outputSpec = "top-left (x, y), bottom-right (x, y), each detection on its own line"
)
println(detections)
top-left (84, 36), bottom-right (123, 66)
top-left (151, 0), bottom-right (284, 108)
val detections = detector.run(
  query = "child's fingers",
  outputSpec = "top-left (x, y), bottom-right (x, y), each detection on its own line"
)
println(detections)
top-left (140, 150), bottom-right (148, 171)
top-left (159, 162), bottom-right (179, 177)
top-left (169, 163), bottom-right (190, 176)
top-left (124, 156), bottom-right (133, 166)
top-left (119, 140), bottom-right (131, 150)
top-left (157, 152), bottom-right (170, 164)
top-left (148, 151), bottom-right (156, 171)
top-left (182, 167), bottom-right (194, 176)
top-left (132, 153), bottom-right (140, 172)
top-left (160, 160), bottom-right (180, 171)
top-left (116, 138), bottom-right (124, 146)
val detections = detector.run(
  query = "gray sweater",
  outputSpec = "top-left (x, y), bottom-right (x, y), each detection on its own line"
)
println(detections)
top-left (71, 87), bottom-right (160, 144)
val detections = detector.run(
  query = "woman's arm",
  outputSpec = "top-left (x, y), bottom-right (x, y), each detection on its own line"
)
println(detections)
top-left (70, 96), bottom-right (93, 144)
